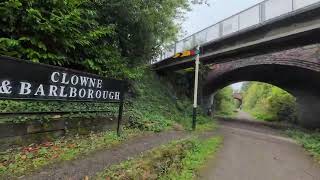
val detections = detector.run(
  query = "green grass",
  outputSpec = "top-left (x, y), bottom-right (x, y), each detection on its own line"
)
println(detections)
top-left (195, 120), bottom-right (218, 132)
top-left (286, 129), bottom-right (320, 163)
top-left (0, 129), bottom-right (142, 178)
top-left (95, 136), bottom-right (223, 180)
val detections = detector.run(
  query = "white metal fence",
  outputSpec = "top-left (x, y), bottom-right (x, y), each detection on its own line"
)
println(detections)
top-left (151, 0), bottom-right (320, 64)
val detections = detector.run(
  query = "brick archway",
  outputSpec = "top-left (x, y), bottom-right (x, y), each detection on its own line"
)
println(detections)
top-left (202, 44), bottom-right (320, 128)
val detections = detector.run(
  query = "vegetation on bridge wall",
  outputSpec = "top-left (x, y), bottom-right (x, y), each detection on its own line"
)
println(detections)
top-left (241, 82), bottom-right (298, 122)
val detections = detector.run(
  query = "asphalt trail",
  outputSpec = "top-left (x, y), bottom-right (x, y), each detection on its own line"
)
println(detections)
top-left (199, 121), bottom-right (320, 180)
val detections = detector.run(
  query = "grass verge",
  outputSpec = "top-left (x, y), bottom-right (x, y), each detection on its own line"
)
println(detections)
top-left (194, 120), bottom-right (218, 132)
top-left (286, 129), bottom-right (320, 163)
top-left (0, 128), bottom-right (142, 178)
top-left (95, 136), bottom-right (222, 180)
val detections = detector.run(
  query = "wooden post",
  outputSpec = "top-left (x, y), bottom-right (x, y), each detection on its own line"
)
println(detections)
top-left (117, 84), bottom-right (125, 137)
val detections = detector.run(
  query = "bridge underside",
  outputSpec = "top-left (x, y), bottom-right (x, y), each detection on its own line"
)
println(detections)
top-left (202, 44), bottom-right (320, 128)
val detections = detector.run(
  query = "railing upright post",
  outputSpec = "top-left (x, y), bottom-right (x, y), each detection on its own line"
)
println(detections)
top-left (192, 35), bottom-right (196, 49)
top-left (237, 15), bottom-right (240, 31)
top-left (259, 2), bottom-right (266, 23)
top-left (205, 30), bottom-right (208, 43)
top-left (292, 0), bottom-right (295, 10)
top-left (219, 22), bottom-right (223, 38)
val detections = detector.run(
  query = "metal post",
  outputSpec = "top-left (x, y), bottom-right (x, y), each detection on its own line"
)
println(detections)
top-left (117, 84), bottom-right (125, 137)
top-left (260, 2), bottom-right (266, 23)
top-left (292, 0), bottom-right (294, 11)
top-left (192, 45), bottom-right (200, 130)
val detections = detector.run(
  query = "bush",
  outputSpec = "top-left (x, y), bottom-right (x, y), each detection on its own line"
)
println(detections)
top-left (126, 72), bottom-right (212, 131)
top-left (0, 0), bottom-right (188, 79)
top-left (214, 87), bottom-right (237, 116)
top-left (96, 136), bottom-right (222, 180)
top-left (242, 82), bottom-right (297, 122)
top-left (286, 129), bottom-right (320, 162)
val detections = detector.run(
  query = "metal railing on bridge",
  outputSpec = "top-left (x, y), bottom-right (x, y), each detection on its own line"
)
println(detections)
top-left (151, 0), bottom-right (320, 64)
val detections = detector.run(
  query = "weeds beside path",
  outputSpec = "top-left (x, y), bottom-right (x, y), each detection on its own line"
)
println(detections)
top-left (0, 129), bottom-right (142, 179)
top-left (18, 121), bottom-right (219, 180)
top-left (96, 136), bottom-right (222, 180)
top-left (286, 129), bottom-right (320, 163)
top-left (22, 130), bottom-right (189, 180)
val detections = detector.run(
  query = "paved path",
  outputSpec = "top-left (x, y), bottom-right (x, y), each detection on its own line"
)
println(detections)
top-left (236, 110), bottom-right (256, 121)
top-left (199, 121), bottom-right (320, 180)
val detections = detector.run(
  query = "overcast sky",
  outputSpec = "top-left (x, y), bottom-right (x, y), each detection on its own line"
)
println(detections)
top-left (182, 0), bottom-right (264, 37)
top-left (181, 0), bottom-right (263, 90)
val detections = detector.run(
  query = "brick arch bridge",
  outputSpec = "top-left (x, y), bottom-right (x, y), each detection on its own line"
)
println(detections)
top-left (202, 44), bottom-right (320, 128)
top-left (232, 93), bottom-right (243, 107)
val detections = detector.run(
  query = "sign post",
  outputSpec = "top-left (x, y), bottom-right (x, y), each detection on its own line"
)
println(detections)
top-left (192, 45), bottom-right (200, 131)
top-left (117, 85), bottom-right (125, 136)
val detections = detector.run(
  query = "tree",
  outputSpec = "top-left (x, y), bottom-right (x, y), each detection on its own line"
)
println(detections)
top-left (241, 82), bottom-right (297, 122)
top-left (0, 0), bottom-right (189, 79)
top-left (214, 86), bottom-right (236, 116)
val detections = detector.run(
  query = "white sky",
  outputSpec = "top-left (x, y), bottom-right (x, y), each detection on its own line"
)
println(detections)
top-left (181, 0), bottom-right (263, 90)
top-left (231, 82), bottom-right (243, 91)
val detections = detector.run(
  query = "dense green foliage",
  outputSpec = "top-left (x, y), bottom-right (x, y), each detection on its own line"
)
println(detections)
top-left (242, 82), bottom-right (297, 122)
top-left (286, 129), bottom-right (320, 163)
top-left (0, 0), bottom-right (216, 145)
top-left (0, 0), bottom-right (197, 126)
top-left (126, 72), bottom-right (214, 132)
top-left (214, 86), bottom-right (237, 116)
top-left (96, 136), bottom-right (222, 179)
top-left (0, 0), bottom-right (188, 79)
